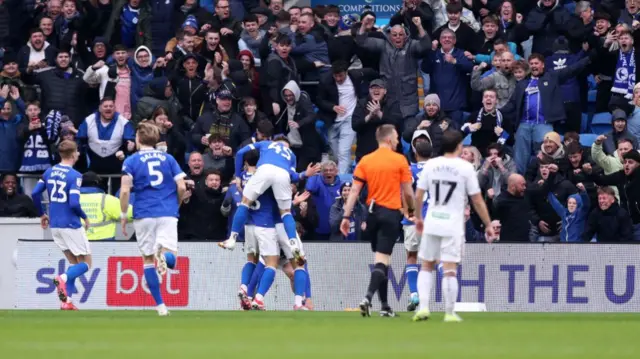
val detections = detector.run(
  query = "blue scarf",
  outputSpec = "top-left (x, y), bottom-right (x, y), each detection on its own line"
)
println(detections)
top-left (19, 110), bottom-right (61, 172)
top-left (612, 48), bottom-right (636, 99)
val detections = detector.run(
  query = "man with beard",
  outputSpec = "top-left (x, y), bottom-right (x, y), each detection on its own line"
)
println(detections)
top-left (471, 52), bottom-right (517, 109)
top-left (588, 12), bottom-right (617, 113)
top-left (207, 0), bottom-right (243, 59)
top-left (525, 131), bottom-right (571, 183)
top-left (179, 170), bottom-right (227, 240)
top-left (493, 174), bottom-right (530, 242)
top-left (18, 28), bottom-right (56, 75)
top-left (0, 174), bottom-right (38, 218)
top-left (174, 53), bottom-right (207, 125)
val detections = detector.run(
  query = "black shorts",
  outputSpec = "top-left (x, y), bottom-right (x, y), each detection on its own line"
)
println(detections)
top-left (363, 205), bottom-right (403, 255)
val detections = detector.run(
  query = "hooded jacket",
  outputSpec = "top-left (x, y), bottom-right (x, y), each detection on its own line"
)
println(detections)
top-left (478, 154), bottom-right (517, 198)
top-left (128, 46), bottom-right (158, 109)
top-left (278, 81), bottom-right (322, 165)
top-left (548, 190), bottom-right (590, 242)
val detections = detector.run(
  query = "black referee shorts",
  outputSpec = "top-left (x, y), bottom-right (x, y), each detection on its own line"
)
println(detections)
top-left (364, 205), bottom-right (403, 255)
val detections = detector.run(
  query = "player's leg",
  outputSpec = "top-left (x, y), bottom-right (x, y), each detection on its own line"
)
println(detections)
top-left (53, 229), bottom-right (91, 310)
top-left (276, 223), bottom-right (308, 309)
top-left (247, 257), bottom-right (266, 299)
top-left (370, 210), bottom-right (401, 317)
top-left (403, 225), bottom-right (420, 311)
top-left (154, 217), bottom-right (179, 276)
top-left (303, 262), bottom-right (313, 310)
top-left (252, 227), bottom-right (279, 310)
top-left (413, 235), bottom-right (440, 322)
top-left (272, 168), bottom-right (300, 256)
top-left (239, 225), bottom-right (259, 310)
top-left (441, 235), bottom-right (463, 323)
top-left (134, 218), bottom-right (168, 316)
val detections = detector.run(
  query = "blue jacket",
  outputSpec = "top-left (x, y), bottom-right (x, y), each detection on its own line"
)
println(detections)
top-left (548, 191), bottom-right (590, 242)
top-left (422, 48), bottom-right (474, 112)
top-left (501, 56), bottom-right (590, 127)
top-left (0, 97), bottom-right (24, 173)
top-left (148, 0), bottom-right (179, 56)
top-left (305, 175), bottom-right (341, 236)
top-left (127, 48), bottom-right (156, 109)
top-left (545, 51), bottom-right (585, 103)
top-left (475, 42), bottom-right (522, 64)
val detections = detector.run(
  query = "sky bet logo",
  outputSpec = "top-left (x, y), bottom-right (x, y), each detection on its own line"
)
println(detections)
top-left (36, 259), bottom-right (100, 303)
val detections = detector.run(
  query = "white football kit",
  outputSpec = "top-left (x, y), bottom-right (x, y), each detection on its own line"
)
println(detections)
top-left (416, 157), bottom-right (481, 263)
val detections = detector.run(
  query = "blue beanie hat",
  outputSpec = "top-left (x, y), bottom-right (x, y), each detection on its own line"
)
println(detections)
top-left (183, 15), bottom-right (198, 30)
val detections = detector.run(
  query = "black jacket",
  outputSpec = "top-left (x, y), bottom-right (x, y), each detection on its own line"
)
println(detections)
top-left (524, 1), bottom-right (583, 55)
top-left (389, 3), bottom-right (435, 38)
top-left (433, 22), bottom-right (478, 53)
top-left (173, 74), bottom-right (208, 124)
top-left (31, 67), bottom-right (87, 125)
top-left (316, 68), bottom-right (378, 126)
top-left (261, 53), bottom-right (298, 116)
top-left (0, 192), bottom-right (38, 218)
top-left (190, 109), bottom-right (251, 152)
top-left (494, 191), bottom-right (531, 242)
top-left (352, 96), bottom-right (403, 161)
top-left (591, 167), bottom-right (640, 224)
top-left (402, 111), bottom-right (444, 157)
top-left (527, 172), bottom-right (577, 236)
top-left (178, 183), bottom-right (227, 240)
top-left (583, 202), bottom-right (633, 242)
top-left (17, 44), bottom-right (57, 75)
top-left (207, 15), bottom-right (243, 59)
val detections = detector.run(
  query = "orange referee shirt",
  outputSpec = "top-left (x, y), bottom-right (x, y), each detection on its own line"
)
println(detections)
top-left (353, 147), bottom-right (412, 210)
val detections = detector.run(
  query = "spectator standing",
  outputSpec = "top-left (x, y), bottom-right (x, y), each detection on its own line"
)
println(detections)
top-left (173, 53), bottom-right (207, 128)
top-left (0, 85), bottom-right (24, 173)
top-left (238, 97), bottom-right (268, 137)
top-left (128, 45), bottom-right (158, 110)
top-left (478, 143), bottom-right (516, 206)
top-left (208, 0), bottom-right (243, 59)
top-left (432, 3), bottom-right (478, 53)
top-left (18, 102), bottom-right (55, 174)
top-left (104, 0), bottom-right (152, 50)
top-left (497, 0), bottom-right (528, 55)
top-left (356, 17), bottom-right (430, 122)
top-left (590, 12), bottom-right (616, 113)
top-left (1, 52), bottom-right (37, 104)
top-left (147, 0), bottom-right (180, 56)
top-left (629, 83), bottom-right (640, 138)
top-left (76, 98), bottom-right (135, 175)
top-left (175, 0), bottom-right (213, 33)
top-left (316, 62), bottom-right (376, 174)
top-left (564, 141), bottom-right (599, 205)
top-left (602, 109), bottom-right (638, 156)
top-left (238, 14), bottom-right (266, 67)
top-left (237, 51), bottom-right (260, 101)
top-left (590, 133), bottom-right (629, 201)
top-left (402, 94), bottom-right (444, 156)
top-left (390, 0), bottom-right (435, 39)
top-left (18, 28), bottom-right (56, 75)
top-left (262, 34), bottom-right (298, 121)
top-left (84, 46), bottom-right (131, 119)
top-left (149, 106), bottom-right (186, 168)
top-left (133, 76), bottom-right (182, 127)
top-left (583, 186), bottom-right (633, 242)
top-left (607, 24), bottom-right (640, 112)
top-left (525, 0), bottom-right (582, 55)
top-left (306, 161), bottom-right (342, 241)
top-left (292, 184), bottom-right (319, 242)
top-left (463, 89), bottom-right (510, 155)
top-left (179, 170), bottom-right (227, 240)
top-left (202, 135), bottom-right (234, 184)
top-left (0, 174), bottom-right (38, 218)
top-left (471, 52), bottom-right (517, 110)
top-left (329, 182), bottom-right (367, 241)
top-left (186, 151), bottom-right (205, 185)
top-left (423, 28), bottom-right (474, 127)
top-left (525, 131), bottom-right (570, 183)
top-left (494, 173), bottom-right (530, 242)
top-left (429, 0), bottom-right (480, 33)
top-left (291, 13), bottom-right (330, 82)
top-left (546, 179), bottom-right (590, 242)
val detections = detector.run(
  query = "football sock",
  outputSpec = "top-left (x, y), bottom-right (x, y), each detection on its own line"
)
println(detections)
top-left (247, 260), bottom-right (265, 297)
top-left (241, 262), bottom-right (256, 288)
top-left (256, 266), bottom-right (276, 297)
top-left (64, 262), bottom-right (89, 300)
top-left (293, 268), bottom-right (306, 306)
top-left (230, 204), bottom-right (250, 235)
top-left (443, 275), bottom-right (459, 315)
top-left (365, 262), bottom-right (387, 302)
top-left (417, 270), bottom-right (434, 311)
top-left (378, 267), bottom-right (389, 308)
top-left (304, 263), bottom-right (312, 298)
top-left (164, 252), bottom-right (176, 269)
top-left (406, 264), bottom-right (419, 296)
top-left (281, 213), bottom-right (298, 241)
top-left (144, 264), bottom-right (164, 305)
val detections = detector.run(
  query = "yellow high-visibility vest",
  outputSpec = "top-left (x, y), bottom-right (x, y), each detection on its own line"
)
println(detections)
top-left (80, 192), bottom-right (132, 240)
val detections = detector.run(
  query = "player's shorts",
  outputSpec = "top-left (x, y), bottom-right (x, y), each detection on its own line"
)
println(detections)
top-left (252, 225), bottom-right (279, 256)
top-left (276, 223), bottom-right (305, 260)
top-left (419, 233), bottom-right (464, 263)
top-left (403, 225), bottom-right (420, 252)
top-left (51, 228), bottom-right (91, 256)
top-left (243, 224), bottom-right (259, 255)
top-left (242, 164), bottom-right (292, 210)
top-left (134, 217), bottom-right (178, 256)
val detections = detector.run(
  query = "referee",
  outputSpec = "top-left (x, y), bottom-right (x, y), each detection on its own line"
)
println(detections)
top-left (340, 124), bottom-right (415, 317)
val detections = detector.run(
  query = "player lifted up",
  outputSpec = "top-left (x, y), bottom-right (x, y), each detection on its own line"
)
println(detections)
top-left (32, 140), bottom-right (91, 311)
top-left (413, 131), bottom-right (496, 322)
top-left (220, 136), bottom-right (313, 259)
top-left (119, 123), bottom-right (187, 317)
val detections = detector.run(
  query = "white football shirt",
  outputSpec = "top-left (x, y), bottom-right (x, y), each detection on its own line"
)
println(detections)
top-left (416, 156), bottom-right (481, 237)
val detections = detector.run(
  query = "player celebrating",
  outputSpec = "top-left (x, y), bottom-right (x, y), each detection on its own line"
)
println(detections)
top-left (32, 140), bottom-right (91, 310)
top-left (413, 131), bottom-right (496, 322)
top-left (220, 137), bottom-right (304, 258)
top-left (402, 131), bottom-right (433, 311)
top-left (119, 122), bottom-right (187, 317)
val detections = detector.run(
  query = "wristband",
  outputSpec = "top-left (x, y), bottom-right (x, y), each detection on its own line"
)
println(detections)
top-left (342, 215), bottom-right (351, 220)
top-left (120, 212), bottom-right (128, 220)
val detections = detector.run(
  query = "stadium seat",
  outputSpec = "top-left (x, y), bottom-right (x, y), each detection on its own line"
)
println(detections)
top-left (581, 113), bottom-right (589, 133)
top-left (402, 139), bottom-right (410, 155)
top-left (462, 112), bottom-right (471, 123)
top-left (462, 134), bottom-right (472, 146)
top-left (587, 90), bottom-right (596, 103)
top-left (590, 112), bottom-right (611, 135)
top-left (339, 173), bottom-right (353, 183)
top-left (579, 134), bottom-right (598, 147)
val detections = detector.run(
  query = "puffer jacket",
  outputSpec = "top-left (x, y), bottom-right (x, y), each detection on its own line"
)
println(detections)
top-left (34, 66), bottom-right (87, 125)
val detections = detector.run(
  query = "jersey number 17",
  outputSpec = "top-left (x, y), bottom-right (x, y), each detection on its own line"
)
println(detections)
top-left (432, 180), bottom-right (457, 206)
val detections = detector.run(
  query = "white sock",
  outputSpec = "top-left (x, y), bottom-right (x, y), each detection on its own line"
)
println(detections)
top-left (417, 270), bottom-right (433, 311)
top-left (294, 295), bottom-right (303, 306)
top-left (443, 275), bottom-right (459, 315)
top-left (156, 303), bottom-right (167, 312)
top-left (240, 284), bottom-right (247, 293)
top-left (60, 273), bottom-right (68, 282)
top-left (66, 297), bottom-right (72, 304)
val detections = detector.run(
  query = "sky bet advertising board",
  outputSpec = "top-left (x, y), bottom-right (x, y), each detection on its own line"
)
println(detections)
top-left (15, 241), bottom-right (640, 312)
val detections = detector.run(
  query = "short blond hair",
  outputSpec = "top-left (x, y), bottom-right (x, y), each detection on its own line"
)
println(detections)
top-left (136, 122), bottom-right (160, 147)
top-left (58, 140), bottom-right (77, 159)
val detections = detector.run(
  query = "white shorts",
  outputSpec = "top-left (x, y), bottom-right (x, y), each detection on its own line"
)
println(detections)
top-left (244, 225), bottom-right (259, 255)
top-left (134, 217), bottom-right (178, 256)
top-left (276, 223), bottom-right (305, 259)
top-left (419, 233), bottom-right (464, 263)
top-left (242, 164), bottom-right (292, 210)
top-left (403, 225), bottom-right (420, 252)
top-left (51, 228), bottom-right (91, 256)
top-left (253, 225), bottom-right (279, 256)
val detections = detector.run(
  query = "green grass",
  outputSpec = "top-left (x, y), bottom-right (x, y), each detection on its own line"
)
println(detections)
top-left (0, 311), bottom-right (639, 358)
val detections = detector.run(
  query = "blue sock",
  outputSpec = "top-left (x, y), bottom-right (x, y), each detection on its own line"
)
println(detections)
top-left (66, 278), bottom-right (76, 298)
top-left (164, 252), bottom-right (176, 269)
top-left (143, 264), bottom-right (164, 305)
top-left (257, 267), bottom-right (276, 297)
top-left (241, 262), bottom-right (256, 286)
top-left (406, 264), bottom-right (419, 295)
top-left (66, 262), bottom-right (89, 281)
top-left (294, 268), bottom-right (306, 296)
top-left (230, 204), bottom-right (250, 234)
top-left (281, 213), bottom-right (298, 240)
top-left (248, 261), bottom-right (265, 297)
top-left (304, 263), bottom-right (312, 298)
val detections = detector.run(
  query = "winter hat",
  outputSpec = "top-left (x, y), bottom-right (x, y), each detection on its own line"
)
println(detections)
top-left (182, 15), bottom-right (198, 31)
top-left (340, 13), bottom-right (360, 31)
top-left (594, 12), bottom-right (611, 23)
top-left (339, 181), bottom-right (352, 193)
top-left (424, 94), bottom-right (441, 108)
top-left (369, 79), bottom-right (386, 88)
top-left (623, 150), bottom-right (640, 164)
top-left (552, 36), bottom-right (570, 53)
top-left (2, 51), bottom-right (17, 65)
top-left (611, 108), bottom-right (627, 123)
top-left (543, 131), bottom-right (562, 148)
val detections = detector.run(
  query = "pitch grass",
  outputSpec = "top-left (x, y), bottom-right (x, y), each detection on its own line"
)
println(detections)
top-left (0, 311), bottom-right (639, 359)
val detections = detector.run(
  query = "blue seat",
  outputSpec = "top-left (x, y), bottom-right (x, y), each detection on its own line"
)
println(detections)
top-left (579, 133), bottom-right (598, 147)
top-left (402, 139), bottom-right (410, 155)
top-left (588, 90), bottom-right (597, 103)
top-left (590, 112), bottom-right (611, 135)
top-left (462, 112), bottom-right (471, 122)
top-left (587, 75), bottom-right (597, 90)
top-left (339, 174), bottom-right (353, 183)
top-left (581, 113), bottom-right (589, 133)
top-left (462, 134), bottom-right (472, 146)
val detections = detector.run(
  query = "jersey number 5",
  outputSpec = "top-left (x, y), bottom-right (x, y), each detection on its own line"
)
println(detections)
top-left (148, 161), bottom-right (164, 187)
top-left (432, 180), bottom-right (457, 206)
top-left (47, 180), bottom-right (67, 203)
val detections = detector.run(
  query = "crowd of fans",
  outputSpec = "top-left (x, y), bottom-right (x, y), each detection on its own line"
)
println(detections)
top-left (0, 0), bottom-right (640, 243)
